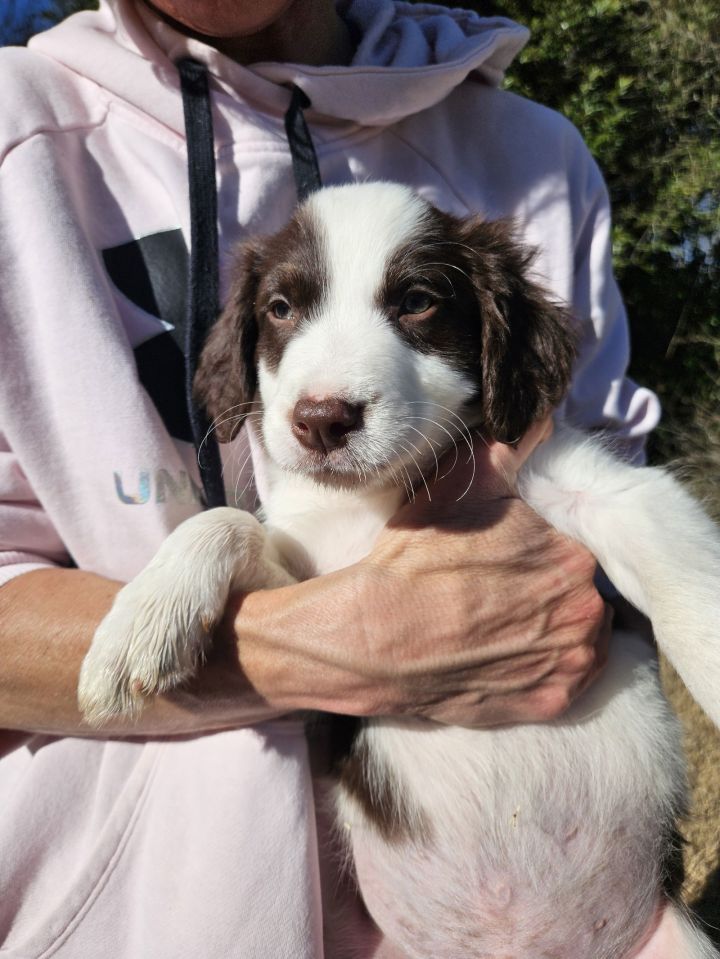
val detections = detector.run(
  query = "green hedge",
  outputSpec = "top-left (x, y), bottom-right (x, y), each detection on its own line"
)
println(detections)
top-left (471, 0), bottom-right (720, 472)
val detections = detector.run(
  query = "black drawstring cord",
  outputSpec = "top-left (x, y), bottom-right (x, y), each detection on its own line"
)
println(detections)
top-left (177, 63), bottom-right (322, 511)
top-left (178, 57), bottom-right (227, 509)
top-left (284, 85), bottom-right (322, 201)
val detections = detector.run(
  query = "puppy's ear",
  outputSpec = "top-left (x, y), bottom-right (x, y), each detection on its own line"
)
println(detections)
top-left (194, 240), bottom-right (264, 443)
top-left (461, 218), bottom-right (577, 444)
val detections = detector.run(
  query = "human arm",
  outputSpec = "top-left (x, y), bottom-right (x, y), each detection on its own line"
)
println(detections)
top-left (0, 567), bottom-right (286, 738)
top-left (0, 420), bottom-right (609, 738)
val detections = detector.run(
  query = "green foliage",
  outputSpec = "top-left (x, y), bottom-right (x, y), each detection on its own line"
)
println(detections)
top-left (470, 0), bottom-right (720, 467)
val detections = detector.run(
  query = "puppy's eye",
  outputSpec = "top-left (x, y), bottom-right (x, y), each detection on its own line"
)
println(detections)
top-left (269, 299), bottom-right (292, 321)
top-left (400, 291), bottom-right (435, 317)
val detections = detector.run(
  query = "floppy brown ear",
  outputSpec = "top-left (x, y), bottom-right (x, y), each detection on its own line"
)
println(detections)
top-left (193, 240), bottom-right (264, 443)
top-left (460, 218), bottom-right (577, 444)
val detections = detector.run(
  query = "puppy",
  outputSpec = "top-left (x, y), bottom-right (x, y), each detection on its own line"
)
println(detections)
top-left (79, 183), bottom-right (720, 959)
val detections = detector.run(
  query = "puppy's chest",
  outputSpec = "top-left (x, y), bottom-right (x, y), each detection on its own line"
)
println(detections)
top-left (263, 486), bottom-right (403, 577)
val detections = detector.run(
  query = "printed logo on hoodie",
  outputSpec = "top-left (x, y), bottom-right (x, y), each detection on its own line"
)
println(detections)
top-left (103, 229), bottom-right (192, 443)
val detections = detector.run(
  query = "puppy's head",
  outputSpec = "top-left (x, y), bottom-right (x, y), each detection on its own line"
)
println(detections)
top-left (195, 183), bottom-right (576, 487)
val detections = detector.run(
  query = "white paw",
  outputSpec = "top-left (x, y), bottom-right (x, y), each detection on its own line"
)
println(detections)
top-left (78, 508), bottom-right (299, 725)
top-left (78, 561), bottom-right (219, 725)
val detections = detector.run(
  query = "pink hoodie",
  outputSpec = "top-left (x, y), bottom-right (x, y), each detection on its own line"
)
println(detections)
top-left (0, 1), bottom-right (659, 956)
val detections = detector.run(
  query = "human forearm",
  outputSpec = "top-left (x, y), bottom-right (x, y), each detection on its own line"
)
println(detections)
top-left (0, 568), bottom-right (284, 737)
top-left (0, 424), bottom-right (611, 738)
top-left (0, 569), bottom-right (120, 734)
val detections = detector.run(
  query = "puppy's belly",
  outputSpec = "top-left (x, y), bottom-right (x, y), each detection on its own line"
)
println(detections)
top-left (337, 632), bottom-right (686, 959)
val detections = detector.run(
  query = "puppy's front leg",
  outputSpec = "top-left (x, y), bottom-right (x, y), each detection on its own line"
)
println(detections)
top-left (78, 508), bottom-right (295, 725)
top-left (519, 424), bottom-right (720, 728)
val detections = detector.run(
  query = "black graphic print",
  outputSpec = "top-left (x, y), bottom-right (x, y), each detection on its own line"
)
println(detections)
top-left (103, 229), bottom-right (192, 441)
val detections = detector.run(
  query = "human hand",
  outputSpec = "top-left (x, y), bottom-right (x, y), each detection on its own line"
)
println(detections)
top-left (349, 417), bottom-right (611, 725)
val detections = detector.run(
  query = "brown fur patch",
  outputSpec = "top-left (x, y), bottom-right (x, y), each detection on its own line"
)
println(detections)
top-left (253, 206), bottom-right (327, 375)
top-left (339, 738), bottom-right (428, 844)
top-left (193, 239), bottom-right (264, 442)
top-left (378, 208), bottom-right (577, 444)
top-left (194, 206), bottom-right (326, 441)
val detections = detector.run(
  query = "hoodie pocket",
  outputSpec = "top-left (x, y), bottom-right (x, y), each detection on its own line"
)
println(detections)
top-left (0, 738), bottom-right (161, 959)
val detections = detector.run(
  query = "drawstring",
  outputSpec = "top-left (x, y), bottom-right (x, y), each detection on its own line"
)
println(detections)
top-left (284, 85), bottom-right (322, 201)
top-left (178, 57), bottom-right (226, 509)
top-left (178, 60), bottom-right (322, 509)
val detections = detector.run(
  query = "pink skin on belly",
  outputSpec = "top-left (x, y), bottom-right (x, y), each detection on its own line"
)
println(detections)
top-left (353, 834), bottom-right (689, 959)
top-left (628, 903), bottom-right (694, 959)
top-left (367, 903), bottom-right (691, 959)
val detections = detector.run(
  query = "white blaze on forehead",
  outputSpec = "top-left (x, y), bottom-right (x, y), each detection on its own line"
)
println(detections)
top-left (266, 183), bottom-right (431, 402)
top-left (306, 183), bottom-right (430, 301)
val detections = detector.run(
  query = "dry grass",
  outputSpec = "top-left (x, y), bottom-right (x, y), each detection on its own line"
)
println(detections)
top-left (661, 659), bottom-right (720, 942)
top-left (658, 401), bottom-right (720, 941)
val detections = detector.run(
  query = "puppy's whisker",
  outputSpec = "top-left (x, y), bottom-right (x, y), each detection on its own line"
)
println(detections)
top-left (407, 402), bottom-right (474, 456)
top-left (197, 420), bottom-right (230, 464)
top-left (200, 410), bottom-right (263, 462)
top-left (398, 442), bottom-right (432, 503)
top-left (468, 428), bottom-right (513, 492)
top-left (211, 410), bottom-right (262, 433)
top-left (236, 459), bottom-right (258, 507)
top-left (472, 429), bottom-right (490, 451)
top-left (407, 406), bottom-right (476, 499)
top-left (381, 453), bottom-right (407, 498)
top-left (405, 425), bottom-right (440, 480)
top-left (422, 260), bottom-right (471, 282)
top-left (232, 447), bottom-right (255, 507)
top-left (426, 404), bottom-right (474, 452)
top-left (407, 416), bottom-right (461, 478)
top-left (203, 401), bottom-right (261, 441)
top-left (393, 459), bottom-right (412, 502)
top-left (391, 450), bottom-right (415, 503)
top-left (348, 449), bottom-right (369, 486)
top-left (454, 441), bottom-right (477, 503)
top-left (433, 412), bottom-right (474, 459)
top-left (395, 267), bottom-right (454, 296)
top-left (425, 238), bottom-right (478, 257)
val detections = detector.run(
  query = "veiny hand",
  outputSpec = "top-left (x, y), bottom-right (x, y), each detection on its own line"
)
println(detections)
top-left (350, 418), bottom-right (612, 725)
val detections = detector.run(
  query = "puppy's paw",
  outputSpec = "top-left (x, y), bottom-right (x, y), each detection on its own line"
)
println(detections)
top-left (77, 508), bottom-right (298, 725)
top-left (78, 564), bottom-right (219, 725)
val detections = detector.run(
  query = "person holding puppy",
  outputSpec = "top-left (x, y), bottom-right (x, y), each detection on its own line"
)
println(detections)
top-left (0, 1), bottom-right (655, 955)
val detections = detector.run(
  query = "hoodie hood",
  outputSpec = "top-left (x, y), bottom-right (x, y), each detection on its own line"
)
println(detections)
top-left (30, 0), bottom-right (528, 128)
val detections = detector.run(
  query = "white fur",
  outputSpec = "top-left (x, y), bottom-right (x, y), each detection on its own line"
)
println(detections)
top-left (78, 507), bottom-right (295, 724)
top-left (519, 426), bottom-right (720, 727)
top-left (79, 184), bottom-right (720, 958)
top-left (337, 632), bottom-right (684, 959)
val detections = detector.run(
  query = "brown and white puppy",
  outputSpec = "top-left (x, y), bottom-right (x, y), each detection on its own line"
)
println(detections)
top-left (79, 183), bottom-right (720, 959)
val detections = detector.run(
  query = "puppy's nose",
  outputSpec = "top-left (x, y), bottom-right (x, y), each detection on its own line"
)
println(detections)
top-left (292, 397), bottom-right (364, 452)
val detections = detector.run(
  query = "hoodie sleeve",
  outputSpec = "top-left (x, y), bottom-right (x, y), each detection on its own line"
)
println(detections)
top-left (0, 138), bottom-right (107, 590)
top-left (562, 143), bottom-right (661, 462)
top-left (0, 57), bottom-right (67, 585)
top-left (0, 134), bottom-right (74, 586)
top-left (0, 51), bottom-right (107, 587)
top-left (0, 433), bottom-right (71, 587)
